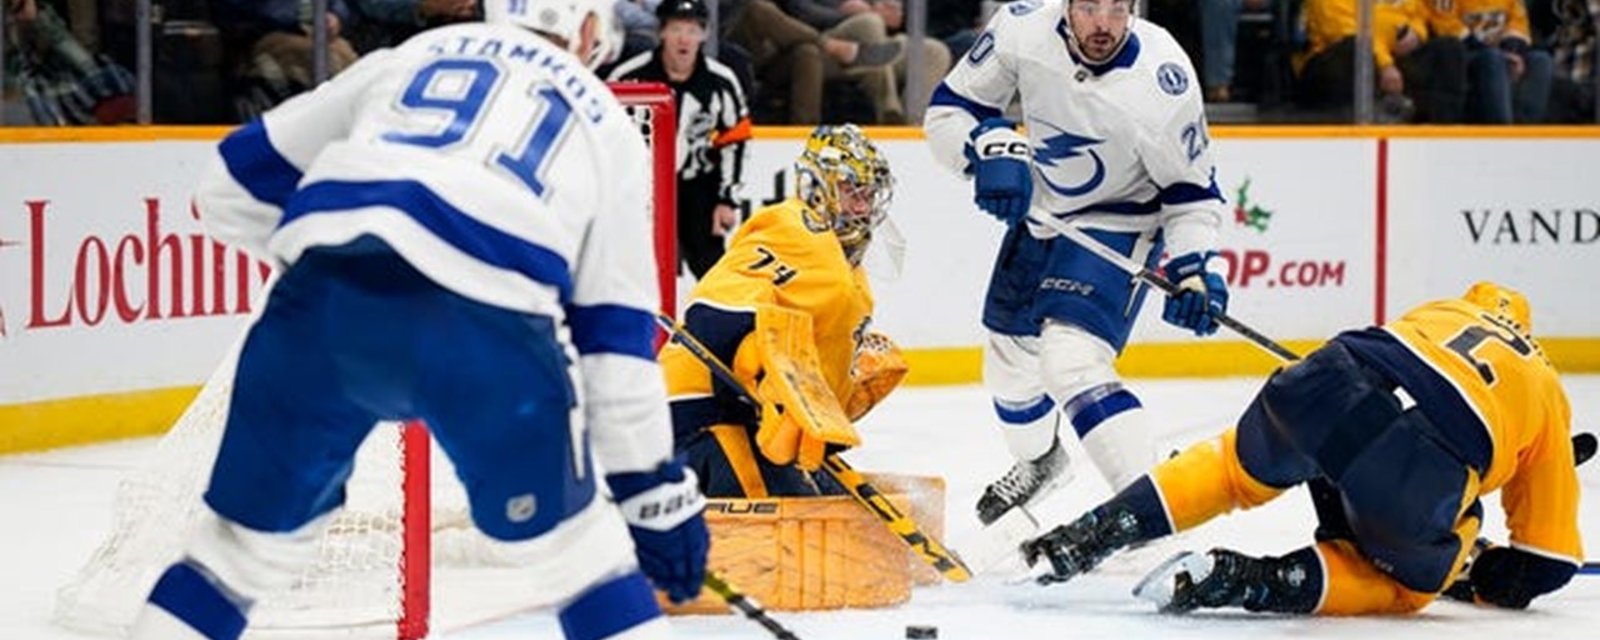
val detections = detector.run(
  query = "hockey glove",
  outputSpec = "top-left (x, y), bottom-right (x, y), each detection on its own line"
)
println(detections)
top-left (606, 457), bottom-right (709, 604)
top-left (1464, 546), bottom-right (1578, 609)
top-left (967, 118), bottom-right (1034, 225)
top-left (1161, 251), bottom-right (1228, 336)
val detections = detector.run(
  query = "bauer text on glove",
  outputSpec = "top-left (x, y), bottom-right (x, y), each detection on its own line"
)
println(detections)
top-left (607, 458), bottom-right (710, 604)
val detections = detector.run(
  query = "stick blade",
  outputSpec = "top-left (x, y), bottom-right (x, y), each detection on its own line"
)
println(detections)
top-left (1574, 432), bottom-right (1596, 467)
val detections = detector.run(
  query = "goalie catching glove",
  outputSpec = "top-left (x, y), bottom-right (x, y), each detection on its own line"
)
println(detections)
top-left (846, 330), bottom-right (909, 421)
top-left (748, 305), bottom-right (862, 471)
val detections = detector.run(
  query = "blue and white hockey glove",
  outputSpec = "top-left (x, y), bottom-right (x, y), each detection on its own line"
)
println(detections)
top-left (966, 118), bottom-right (1033, 225)
top-left (606, 457), bottom-right (709, 604)
top-left (1161, 251), bottom-right (1228, 336)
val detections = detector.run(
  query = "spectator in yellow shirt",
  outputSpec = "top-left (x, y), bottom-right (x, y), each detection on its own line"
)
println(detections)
top-left (1449, 0), bottom-right (1554, 122)
top-left (1294, 0), bottom-right (1467, 122)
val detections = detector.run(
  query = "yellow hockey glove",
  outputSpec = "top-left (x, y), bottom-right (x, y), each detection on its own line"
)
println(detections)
top-left (846, 331), bottom-right (909, 421)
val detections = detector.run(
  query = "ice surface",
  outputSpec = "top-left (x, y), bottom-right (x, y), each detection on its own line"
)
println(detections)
top-left (6, 378), bottom-right (1597, 639)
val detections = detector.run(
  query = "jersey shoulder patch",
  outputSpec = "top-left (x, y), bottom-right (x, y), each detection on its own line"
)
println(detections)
top-left (1006, 0), bottom-right (1047, 15)
top-left (1156, 61), bottom-right (1189, 96)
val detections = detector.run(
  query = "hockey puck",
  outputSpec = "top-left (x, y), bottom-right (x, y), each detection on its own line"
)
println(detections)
top-left (905, 625), bottom-right (938, 639)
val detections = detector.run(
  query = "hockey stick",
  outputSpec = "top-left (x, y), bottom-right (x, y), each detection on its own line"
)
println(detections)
top-left (966, 212), bottom-right (1303, 575)
top-left (654, 312), bottom-right (974, 583)
top-left (1024, 209), bottom-right (1302, 362)
top-left (704, 572), bottom-right (802, 640)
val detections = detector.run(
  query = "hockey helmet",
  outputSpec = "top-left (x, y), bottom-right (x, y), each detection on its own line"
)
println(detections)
top-left (1462, 281), bottom-right (1533, 333)
top-left (483, 0), bottom-right (623, 69)
top-left (656, 0), bottom-right (710, 24)
top-left (794, 124), bottom-right (895, 267)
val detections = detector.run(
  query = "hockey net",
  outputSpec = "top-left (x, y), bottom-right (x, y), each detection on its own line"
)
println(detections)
top-left (53, 82), bottom-right (678, 640)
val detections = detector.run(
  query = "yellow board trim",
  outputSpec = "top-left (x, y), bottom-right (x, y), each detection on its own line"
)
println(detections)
top-left (0, 126), bottom-right (234, 143)
top-left (0, 385), bottom-right (200, 454)
top-left (902, 337), bottom-right (1600, 385)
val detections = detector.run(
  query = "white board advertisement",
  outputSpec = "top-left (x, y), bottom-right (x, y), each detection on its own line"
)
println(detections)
top-left (0, 142), bottom-right (271, 404)
top-left (1127, 138), bottom-right (1377, 343)
top-left (1386, 139), bottom-right (1598, 336)
top-left (0, 134), bottom-right (1594, 416)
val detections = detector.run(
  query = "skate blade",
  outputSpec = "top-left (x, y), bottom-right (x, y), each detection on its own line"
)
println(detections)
top-left (968, 506), bottom-right (1042, 577)
top-left (1132, 550), bottom-right (1210, 611)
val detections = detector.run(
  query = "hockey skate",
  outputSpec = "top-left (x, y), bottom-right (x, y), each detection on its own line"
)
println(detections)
top-left (975, 438), bottom-right (1073, 526)
top-left (1133, 548), bottom-right (1319, 614)
top-left (1020, 505), bottom-right (1142, 585)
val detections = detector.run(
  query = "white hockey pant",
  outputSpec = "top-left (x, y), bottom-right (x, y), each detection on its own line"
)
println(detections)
top-left (983, 321), bottom-right (1157, 491)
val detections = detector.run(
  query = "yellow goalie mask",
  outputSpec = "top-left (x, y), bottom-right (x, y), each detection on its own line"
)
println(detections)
top-left (794, 124), bottom-right (895, 266)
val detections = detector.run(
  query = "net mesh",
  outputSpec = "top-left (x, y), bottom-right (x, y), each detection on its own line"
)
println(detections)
top-left (52, 83), bottom-right (676, 639)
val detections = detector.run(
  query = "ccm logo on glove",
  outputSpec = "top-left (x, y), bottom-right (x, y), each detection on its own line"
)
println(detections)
top-left (981, 140), bottom-right (1031, 157)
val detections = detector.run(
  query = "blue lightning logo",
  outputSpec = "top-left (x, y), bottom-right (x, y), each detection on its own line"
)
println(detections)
top-left (1031, 120), bottom-right (1105, 197)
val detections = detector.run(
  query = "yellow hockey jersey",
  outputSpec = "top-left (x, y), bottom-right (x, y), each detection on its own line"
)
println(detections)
top-left (660, 198), bottom-right (874, 438)
top-left (1298, 0), bottom-right (1464, 70)
top-left (1438, 0), bottom-right (1534, 46)
top-left (1342, 285), bottom-right (1581, 565)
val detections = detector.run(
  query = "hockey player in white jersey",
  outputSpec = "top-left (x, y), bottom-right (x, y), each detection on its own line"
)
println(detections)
top-left (130, 2), bottom-right (707, 639)
top-left (923, 0), bottom-right (1229, 527)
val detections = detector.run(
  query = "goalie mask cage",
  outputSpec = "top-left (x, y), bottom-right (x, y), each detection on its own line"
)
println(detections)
top-left (53, 82), bottom-right (677, 640)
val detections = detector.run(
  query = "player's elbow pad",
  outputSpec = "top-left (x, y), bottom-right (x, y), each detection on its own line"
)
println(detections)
top-left (1469, 546), bottom-right (1577, 609)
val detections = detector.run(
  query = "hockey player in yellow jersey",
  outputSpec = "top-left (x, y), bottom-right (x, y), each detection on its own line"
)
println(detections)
top-left (659, 123), bottom-right (905, 498)
top-left (1020, 281), bottom-right (1584, 614)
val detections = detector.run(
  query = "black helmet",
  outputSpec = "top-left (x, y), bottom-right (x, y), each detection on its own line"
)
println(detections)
top-left (656, 0), bottom-right (709, 24)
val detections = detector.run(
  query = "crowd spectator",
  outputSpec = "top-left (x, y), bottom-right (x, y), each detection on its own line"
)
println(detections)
top-left (1450, 0), bottom-right (1553, 122)
top-left (610, 0), bottom-right (753, 277)
top-left (782, 0), bottom-right (913, 122)
top-left (208, 0), bottom-right (359, 120)
top-left (927, 0), bottom-right (983, 59)
top-left (721, 0), bottom-right (899, 123)
top-left (1200, 0), bottom-right (1273, 102)
top-left (616, 0), bottom-right (664, 62)
top-left (865, 0), bottom-right (950, 123)
top-left (343, 0), bottom-right (477, 54)
top-left (1547, 0), bottom-right (1596, 120)
top-left (3, 0), bottom-right (134, 125)
top-left (1294, 0), bottom-right (1466, 122)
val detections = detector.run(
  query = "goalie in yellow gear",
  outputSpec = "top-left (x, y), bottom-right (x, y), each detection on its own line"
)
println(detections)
top-left (659, 124), bottom-right (907, 498)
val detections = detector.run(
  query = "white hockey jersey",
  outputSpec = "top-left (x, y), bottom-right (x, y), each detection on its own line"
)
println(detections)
top-left (924, 0), bottom-right (1224, 257)
top-left (195, 22), bottom-right (672, 475)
